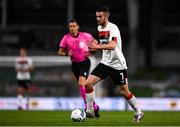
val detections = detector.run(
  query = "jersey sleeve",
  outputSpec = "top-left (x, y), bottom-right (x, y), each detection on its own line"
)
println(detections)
top-left (87, 33), bottom-right (94, 42)
top-left (15, 58), bottom-right (19, 68)
top-left (84, 33), bottom-right (94, 46)
top-left (59, 36), bottom-right (67, 49)
top-left (28, 58), bottom-right (33, 66)
top-left (110, 25), bottom-right (121, 42)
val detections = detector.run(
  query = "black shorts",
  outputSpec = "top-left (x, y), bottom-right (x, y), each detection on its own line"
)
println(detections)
top-left (91, 63), bottom-right (128, 85)
top-left (71, 58), bottom-right (91, 81)
top-left (17, 80), bottom-right (31, 90)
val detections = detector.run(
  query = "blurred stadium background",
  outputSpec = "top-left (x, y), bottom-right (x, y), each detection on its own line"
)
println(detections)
top-left (0, 0), bottom-right (180, 110)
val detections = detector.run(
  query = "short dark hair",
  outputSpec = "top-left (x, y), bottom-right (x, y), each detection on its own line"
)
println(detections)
top-left (96, 6), bottom-right (110, 13)
top-left (69, 19), bottom-right (79, 26)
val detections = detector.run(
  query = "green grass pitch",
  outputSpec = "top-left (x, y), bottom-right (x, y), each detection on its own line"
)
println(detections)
top-left (0, 111), bottom-right (180, 126)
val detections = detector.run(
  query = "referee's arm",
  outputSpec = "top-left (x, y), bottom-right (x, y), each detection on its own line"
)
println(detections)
top-left (58, 48), bottom-right (68, 56)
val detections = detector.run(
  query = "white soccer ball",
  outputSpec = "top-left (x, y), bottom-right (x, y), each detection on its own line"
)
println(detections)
top-left (71, 109), bottom-right (86, 122)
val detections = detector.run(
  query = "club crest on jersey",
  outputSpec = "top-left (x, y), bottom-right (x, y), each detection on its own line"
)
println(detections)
top-left (79, 41), bottom-right (85, 48)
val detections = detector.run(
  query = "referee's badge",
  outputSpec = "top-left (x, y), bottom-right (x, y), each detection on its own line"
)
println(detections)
top-left (79, 41), bottom-right (85, 48)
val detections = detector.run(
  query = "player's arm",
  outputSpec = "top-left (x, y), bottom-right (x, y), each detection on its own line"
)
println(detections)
top-left (28, 64), bottom-right (34, 72)
top-left (15, 60), bottom-right (22, 72)
top-left (20, 65), bottom-right (33, 72)
top-left (15, 66), bottom-right (21, 72)
top-left (21, 66), bottom-right (33, 72)
top-left (89, 39), bottom-right (99, 52)
top-left (93, 25), bottom-right (120, 50)
top-left (90, 40), bottom-right (117, 50)
top-left (15, 64), bottom-right (33, 72)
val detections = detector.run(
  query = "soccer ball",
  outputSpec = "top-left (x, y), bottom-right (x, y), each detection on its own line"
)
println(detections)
top-left (71, 109), bottom-right (86, 122)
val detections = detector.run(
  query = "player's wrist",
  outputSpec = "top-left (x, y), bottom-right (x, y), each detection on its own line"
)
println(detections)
top-left (96, 45), bottom-right (102, 50)
top-left (65, 52), bottom-right (68, 56)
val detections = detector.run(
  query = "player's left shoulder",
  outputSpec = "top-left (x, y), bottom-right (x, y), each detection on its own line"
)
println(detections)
top-left (108, 22), bottom-right (118, 29)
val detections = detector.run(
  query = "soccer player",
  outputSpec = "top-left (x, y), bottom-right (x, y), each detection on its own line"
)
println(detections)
top-left (15, 48), bottom-right (33, 110)
top-left (58, 19), bottom-right (100, 117)
top-left (85, 7), bottom-right (144, 122)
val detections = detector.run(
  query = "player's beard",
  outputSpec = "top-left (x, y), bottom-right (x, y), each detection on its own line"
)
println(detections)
top-left (97, 20), bottom-right (106, 27)
top-left (97, 20), bottom-right (102, 25)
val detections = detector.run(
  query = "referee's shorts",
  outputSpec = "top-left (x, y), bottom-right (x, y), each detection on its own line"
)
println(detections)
top-left (71, 58), bottom-right (91, 81)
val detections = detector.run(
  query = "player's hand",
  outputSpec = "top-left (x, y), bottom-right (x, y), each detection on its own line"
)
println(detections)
top-left (89, 42), bottom-right (99, 50)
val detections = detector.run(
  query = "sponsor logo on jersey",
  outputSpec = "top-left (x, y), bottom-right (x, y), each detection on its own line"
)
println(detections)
top-left (99, 31), bottom-right (110, 44)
